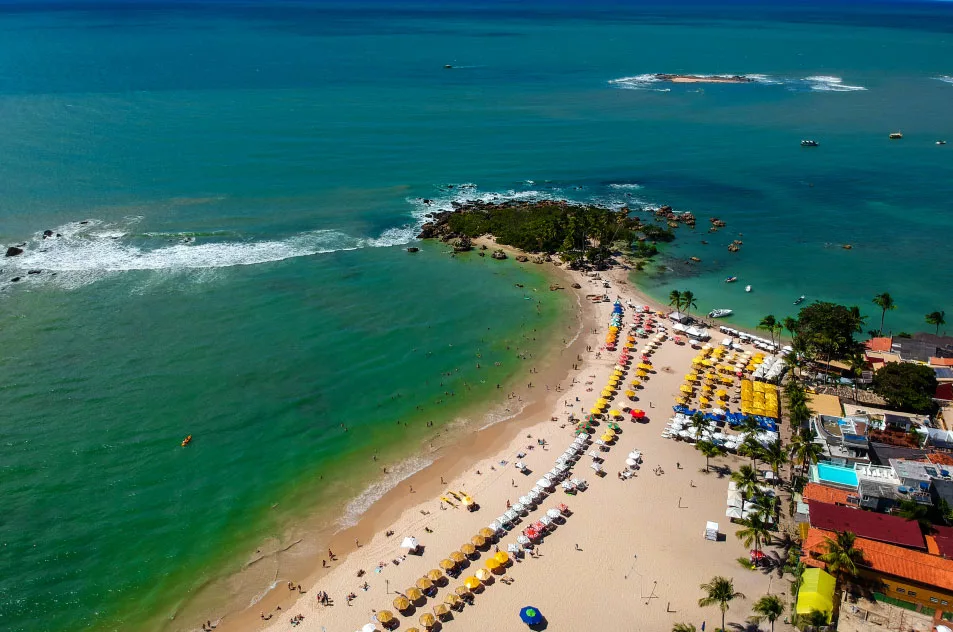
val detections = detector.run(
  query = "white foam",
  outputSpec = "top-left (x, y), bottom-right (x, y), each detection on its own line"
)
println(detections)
top-left (3, 216), bottom-right (421, 291)
top-left (248, 581), bottom-right (279, 607)
top-left (337, 455), bottom-right (434, 529)
top-left (803, 75), bottom-right (867, 92)
top-left (935, 75), bottom-right (953, 85)
top-left (608, 183), bottom-right (643, 190)
top-left (609, 72), bottom-right (865, 93)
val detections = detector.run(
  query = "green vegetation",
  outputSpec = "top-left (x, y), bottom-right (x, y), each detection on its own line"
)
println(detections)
top-left (871, 361), bottom-right (938, 413)
top-left (926, 310), bottom-right (946, 335)
top-left (750, 594), bottom-right (785, 632)
top-left (696, 440), bottom-right (723, 472)
top-left (672, 624), bottom-right (697, 632)
top-left (872, 292), bottom-right (897, 335)
top-left (698, 576), bottom-right (746, 632)
top-left (444, 202), bottom-right (677, 269)
top-left (819, 530), bottom-right (864, 592)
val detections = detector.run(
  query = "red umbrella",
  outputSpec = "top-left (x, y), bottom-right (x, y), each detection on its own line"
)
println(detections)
top-left (525, 528), bottom-right (540, 540)
top-left (556, 503), bottom-right (570, 514)
top-left (631, 409), bottom-right (646, 419)
top-left (532, 521), bottom-right (546, 532)
top-left (750, 550), bottom-right (766, 560)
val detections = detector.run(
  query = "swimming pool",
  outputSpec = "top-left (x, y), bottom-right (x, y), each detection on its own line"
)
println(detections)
top-left (815, 463), bottom-right (859, 488)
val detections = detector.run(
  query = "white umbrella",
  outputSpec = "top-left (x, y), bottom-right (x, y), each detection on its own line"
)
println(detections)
top-left (625, 458), bottom-right (638, 469)
top-left (548, 467), bottom-right (561, 478)
top-left (512, 502), bottom-right (526, 513)
top-left (498, 514), bottom-right (511, 525)
top-left (537, 478), bottom-right (552, 488)
top-left (519, 495), bottom-right (532, 506)
top-left (556, 463), bottom-right (570, 473)
top-left (507, 543), bottom-right (521, 554)
top-left (538, 515), bottom-right (553, 526)
top-left (514, 461), bottom-right (526, 470)
top-left (726, 506), bottom-right (743, 519)
top-left (530, 486), bottom-right (544, 496)
top-left (588, 450), bottom-right (601, 459)
top-left (516, 535), bottom-right (531, 546)
top-left (595, 439), bottom-right (607, 447)
top-left (362, 624), bottom-right (378, 632)
top-left (571, 478), bottom-right (585, 486)
top-left (590, 462), bottom-right (603, 472)
top-left (628, 451), bottom-right (641, 461)
top-left (504, 509), bottom-right (519, 521)
top-left (528, 490), bottom-right (543, 502)
top-left (488, 522), bottom-right (501, 533)
top-left (546, 508), bottom-right (561, 519)
top-left (560, 480), bottom-right (574, 490)
top-left (400, 536), bottom-right (419, 551)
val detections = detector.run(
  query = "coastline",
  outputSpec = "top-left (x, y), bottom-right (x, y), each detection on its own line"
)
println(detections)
top-left (215, 242), bottom-right (791, 632)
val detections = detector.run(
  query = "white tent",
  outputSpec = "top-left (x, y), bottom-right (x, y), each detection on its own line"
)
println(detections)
top-left (669, 311), bottom-right (691, 323)
top-left (400, 536), bottom-right (419, 552)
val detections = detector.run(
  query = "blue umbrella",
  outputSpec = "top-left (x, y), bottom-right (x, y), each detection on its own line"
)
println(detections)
top-left (520, 606), bottom-right (543, 625)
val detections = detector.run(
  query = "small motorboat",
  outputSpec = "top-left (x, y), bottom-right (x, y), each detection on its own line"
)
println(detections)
top-left (745, 285), bottom-right (752, 293)
top-left (181, 435), bottom-right (192, 447)
top-left (938, 140), bottom-right (948, 145)
top-left (708, 309), bottom-right (733, 318)
top-left (794, 295), bottom-right (806, 305)
top-left (889, 132), bottom-right (903, 139)
top-left (724, 276), bottom-right (737, 283)
top-left (800, 140), bottom-right (819, 147)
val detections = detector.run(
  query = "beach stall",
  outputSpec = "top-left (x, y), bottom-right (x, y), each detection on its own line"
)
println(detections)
top-left (795, 568), bottom-right (835, 623)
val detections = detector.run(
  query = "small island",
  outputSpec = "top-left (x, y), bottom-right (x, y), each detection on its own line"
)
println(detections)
top-left (655, 74), bottom-right (754, 84)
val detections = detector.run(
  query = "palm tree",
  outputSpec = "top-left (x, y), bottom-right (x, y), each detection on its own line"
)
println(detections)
top-left (758, 315), bottom-right (778, 347)
top-left (898, 498), bottom-right (933, 532)
top-left (735, 513), bottom-right (771, 553)
top-left (819, 531), bottom-right (865, 592)
top-left (926, 310), bottom-right (946, 336)
top-left (872, 292), bottom-right (896, 335)
top-left (750, 594), bottom-right (785, 632)
top-left (731, 464), bottom-right (760, 515)
top-left (682, 290), bottom-right (698, 319)
top-left (698, 576), bottom-right (745, 632)
top-left (788, 432), bottom-right (824, 484)
top-left (669, 289), bottom-right (683, 313)
top-left (697, 440), bottom-right (724, 472)
top-left (672, 624), bottom-right (696, 632)
top-left (761, 439), bottom-right (788, 481)
top-left (690, 411), bottom-right (710, 436)
top-left (782, 316), bottom-right (798, 338)
top-left (798, 609), bottom-right (829, 630)
top-left (739, 435), bottom-right (765, 470)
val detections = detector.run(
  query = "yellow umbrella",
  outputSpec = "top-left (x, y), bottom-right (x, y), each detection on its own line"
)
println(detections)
top-left (433, 604), bottom-right (450, 617)
top-left (427, 569), bottom-right (444, 581)
top-left (609, 409), bottom-right (621, 417)
top-left (460, 543), bottom-right (476, 555)
top-left (476, 567), bottom-right (493, 580)
top-left (445, 593), bottom-right (462, 607)
top-left (478, 527), bottom-right (495, 539)
top-left (604, 428), bottom-right (616, 436)
top-left (439, 558), bottom-right (456, 570)
top-left (394, 595), bottom-right (411, 610)
top-left (455, 585), bottom-right (471, 597)
top-left (625, 390), bottom-right (636, 398)
top-left (596, 398), bottom-right (609, 405)
top-left (463, 576), bottom-right (481, 590)
top-left (449, 551), bottom-right (466, 563)
top-left (589, 408), bottom-right (603, 415)
top-left (601, 433), bottom-right (614, 442)
top-left (419, 613), bottom-right (436, 628)
top-left (680, 385), bottom-right (693, 393)
top-left (405, 587), bottom-right (424, 601)
top-left (692, 357), bottom-right (703, 364)
top-left (416, 577), bottom-right (434, 591)
top-left (494, 551), bottom-right (510, 564)
top-left (630, 380), bottom-right (641, 387)
top-left (377, 610), bottom-right (395, 624)
top-left (406, 629), bottom-right (421, 632)
top-left (471, 534), bottom-right (486, 547)
top-left (600, 390), bottom-right (613, 397)
top-left (636, 370), bottom-right (648, 377)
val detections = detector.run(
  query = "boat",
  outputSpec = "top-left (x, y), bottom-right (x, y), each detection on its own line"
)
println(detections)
top-left (800, 140), bottom-right (819, 147)
top-left (889, 132), bottom-right (903, 139)
top-left (938, 140), bottom-right (948, 145)
top-left (793, 295), bottom-right (806, 305)
top-left (745, 285), bottom-right (752, 293)
top-left (708, 309), bottom-right (733, 318)
top-left (181, 435), bottom-right (192, 447)
top-left (724, 276), bottom-right (737, 283)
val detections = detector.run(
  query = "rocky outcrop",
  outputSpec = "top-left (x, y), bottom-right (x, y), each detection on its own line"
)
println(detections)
top-left (491, 249), bottom-right (507, 260)
top-left (406, 247), bottom-right (419, 253)
top-left (571, 282), bottom-right (582, 289)
top-left (5, 246), bottom-right (23, 257)
top-left (451, 235), bottom-right (473, 252)
top-left (515, 255), bottom-right (529, 263)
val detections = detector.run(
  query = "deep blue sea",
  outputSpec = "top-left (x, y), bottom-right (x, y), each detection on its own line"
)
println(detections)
top-left (1, 2), bottom-right (952, 630)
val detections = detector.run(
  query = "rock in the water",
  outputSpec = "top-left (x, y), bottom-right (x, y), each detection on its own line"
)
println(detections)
top-left (79, 220), bottom-right (89, 225)
top-left (515, 255), bottom-right (529, 263)
top-left (491, 249), bottom-right (507, 260)
top-left (43, 230), bottom-right (54, 238)
top-left (5, 246), bottom-right (23, 257)
top-left (10, 276), bottom-right (21, 282)
top-left (406, 247), bottom-right (420, 253)
top-left (417, 223), bottom-right (437, 239)
top-left (451, 235), bottom-right (473, 252)
top-left (27, 269), bottom-right (41, 275)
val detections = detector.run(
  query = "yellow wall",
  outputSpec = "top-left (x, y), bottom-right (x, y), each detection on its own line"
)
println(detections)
top-left (865, 569), bottom-right (953, 613)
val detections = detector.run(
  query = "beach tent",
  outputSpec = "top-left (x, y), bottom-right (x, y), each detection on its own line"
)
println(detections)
top-left (400, 536), bottom-right (420, 552)
top-left (796, 568), bottom-right (835, 623)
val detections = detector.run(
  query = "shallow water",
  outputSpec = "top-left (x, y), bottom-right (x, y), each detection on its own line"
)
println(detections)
top-left (1, 2), bottom-right (952, 630)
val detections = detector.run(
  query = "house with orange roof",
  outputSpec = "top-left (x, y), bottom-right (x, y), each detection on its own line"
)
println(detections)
top-left (802, 482), bottom-right (857, 507)
top-left (866, 337), bottom-right (894, 353)
top-left (803, 526), bottom-right (953, 620)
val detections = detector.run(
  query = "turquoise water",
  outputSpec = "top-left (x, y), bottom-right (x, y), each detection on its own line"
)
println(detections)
top-left (2, 2), bottom-right (953, 630)
top-left (816, 463), bottom-right (860, 488)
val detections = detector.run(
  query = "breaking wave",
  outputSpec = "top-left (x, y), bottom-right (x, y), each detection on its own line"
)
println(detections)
top-left (935, 75), bottom-right (953, 85)
top-left (338, 454), bottom-right (434, 529)
top-left (608, 73), bottom-right (865, 92)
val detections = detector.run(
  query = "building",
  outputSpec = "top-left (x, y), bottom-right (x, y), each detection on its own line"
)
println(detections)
top-left (811, 414), bottom-right (871, 463)
top-left (803, 526), bottom-right (953, 621)
top-left (807, 501), bottom-right (925, 549)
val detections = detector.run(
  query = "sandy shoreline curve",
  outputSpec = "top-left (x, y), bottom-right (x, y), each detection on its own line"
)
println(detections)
top-left (195, 239), bottom-right (794, 632)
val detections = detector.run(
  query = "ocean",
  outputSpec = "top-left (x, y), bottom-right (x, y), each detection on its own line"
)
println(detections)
top-left (1, 1), bottom-right (952, 630)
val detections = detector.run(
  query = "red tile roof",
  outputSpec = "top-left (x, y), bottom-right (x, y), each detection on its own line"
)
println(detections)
top-left (866, 337), bottom-right (894, 353)
top-left (803, 482), bottom-right (853, 506)
top-left (804, 527), bottom-right (953, 591)
top-left (808, 501), bottom-right (925, 549)
top-left (932, 358), bottom-right (953, 367)
top-left (927, 452), bottom-right (953, 466)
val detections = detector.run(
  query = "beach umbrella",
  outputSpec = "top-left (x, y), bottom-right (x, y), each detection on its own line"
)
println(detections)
top-left (478, 527), bottom-right (496, 539)
top-left (405, 587), bottom-right (424, 601)
top-left (362, 624), bottom-right (378, 632)
top-left (494, 550), bottom-right (510, 564)
top-left (505, 508), bottom-right (520, 521)
top-left (393, 596), bottom-right (411, 610)
top-left (427, 569), bottom-right (444, 581)
top-left (546, 508), bottom-right (561, 520)
top-left (377, 611), bottom-right (395, 624)
top-left (630, 379), bottom-right (641, 387)
top-left (419, 613), bottom-right (436, 629)
top-left (529, 488), bottom-right (543, 499)
top-left (600, 433), bottom-right (614, 442)
top-left (433, 604), bottom-right (450, 617)
top-left (512, 502), bottom-right (526, 513)
top-left (520, 606), bottom-right (544, 626)
top-left (625, 458), bottom-right (638, 469)
top-left (516, 534), bottom-right (531, 546)
top-left (444, 593), bottom-right (461, 607)
top-left (508, 543), bottom-right (521, 554)
top-left (471, 534), bottom-right (486, 547)
top-left (476, 567), bottom-right (494, 581)
top-left (557, 502), bottom-right (570, 513)
top-left (488, 521), bottom-right (502, 533)
top-left (485, 558), bottom-right (501, 571)
top-left (460, 543), bottom-right (476, 555)
top-left (625, 389), bottom-right (636, 398)
top-left (518, 495), bottom-right (532, 506)
top-left (525, 527), bottom-right (540, 540)
top-left (463, 576), bottom-right (481, 590)
top-left (400, 536), bottom-right (419, 551)
top-left (416, 577), bottom-right (433, 591)
top-left (439, 558), bottom-right (456, 571)
top-left (455, 585), bottom-right (472, 597)
top-left (538, 515), bottom-right (553, 527)
top-left (449, 551), bottom-right (466, 563)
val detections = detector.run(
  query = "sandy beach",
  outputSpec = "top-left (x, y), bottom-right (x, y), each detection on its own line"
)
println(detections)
top-left (210, 253), bottom-right (794, 632)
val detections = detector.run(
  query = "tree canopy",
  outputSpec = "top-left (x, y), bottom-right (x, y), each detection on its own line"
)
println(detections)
top-left (793, 302), bottom-right (863, 357)
top-left (872, 362), bottom-right (938, 414)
